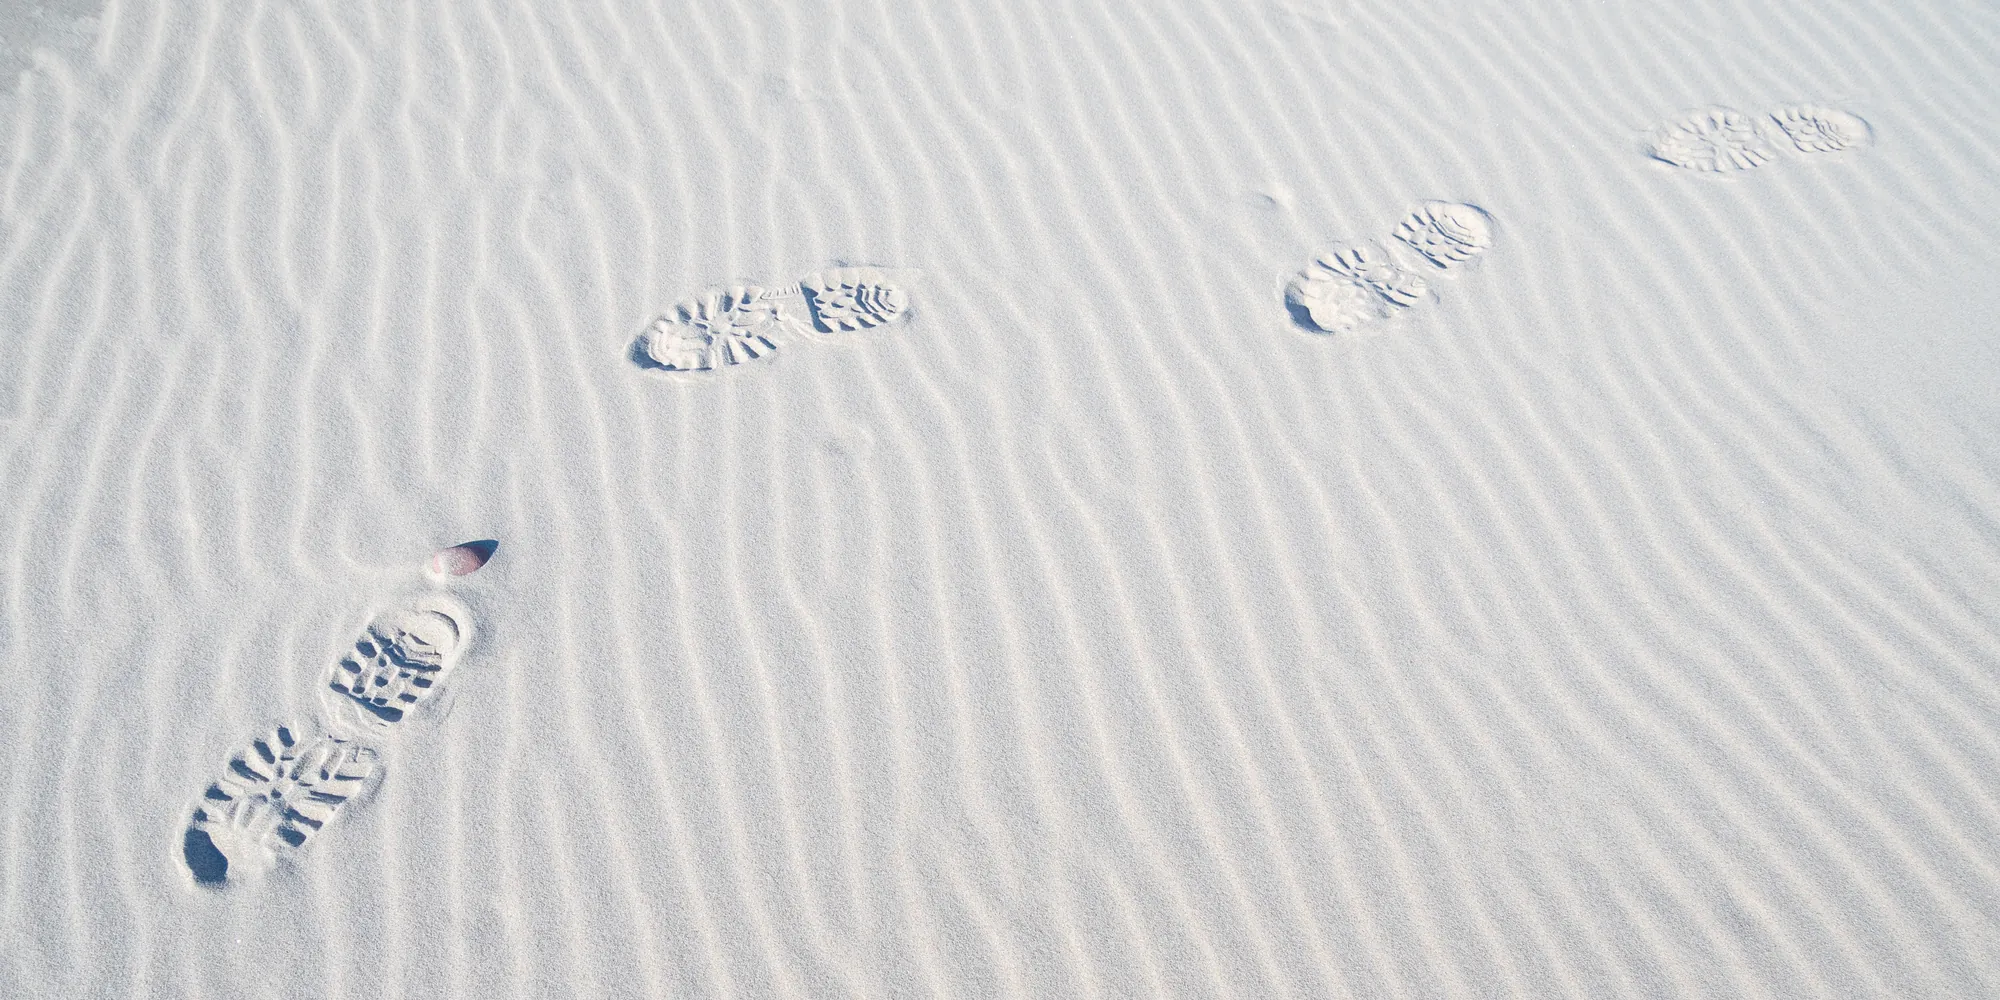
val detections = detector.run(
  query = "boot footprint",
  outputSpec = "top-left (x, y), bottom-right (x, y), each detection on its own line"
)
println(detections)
top-left (635, 267), bottom-right (912, 373)
top-left (1647, 104), bottom-right (1870, 173)
top-left (181, 725), bottom-right (376, 885)
top-left (1286, 202), bottom-right (1494, 336)
top-left (322, 600), bottom-right (472, 732)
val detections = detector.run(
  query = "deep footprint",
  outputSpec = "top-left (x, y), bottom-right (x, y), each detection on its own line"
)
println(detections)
top-left (635, 268), bottom-right (909, 373)
top-left (182, 725), bottom-right (376, 885)
top-left (324, 604), bottom-right (470, 731)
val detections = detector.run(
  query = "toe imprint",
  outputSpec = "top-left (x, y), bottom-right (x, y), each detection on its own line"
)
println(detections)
top-left (800, 268), bottom-right (909, 332)
top-left (1769, 106), bottom-right (1869, 153)
top-left (1395, 202), bottom-right (1494, 270)
top-left (324, 605), bottom-right (470, 731)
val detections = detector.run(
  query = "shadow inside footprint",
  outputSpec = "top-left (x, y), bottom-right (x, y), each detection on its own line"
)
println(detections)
top-left (325, 605), bottom-right (470, 731)
top-left (182, 827), bottom-right (229, 885)
top-left (629, 336), bottom-right (672, 372)
top-left (1284, 295), bottom-right (1324, 333)
top-left (181, 726), bottom-right (379, 886)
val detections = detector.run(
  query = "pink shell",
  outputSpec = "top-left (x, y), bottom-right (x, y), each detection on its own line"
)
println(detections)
top-left (428, 543), bottom-right (492, 577)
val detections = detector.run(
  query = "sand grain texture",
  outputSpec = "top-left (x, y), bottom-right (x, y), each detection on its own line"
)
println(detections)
top-left (3, 0), bottom-right (2000, 996)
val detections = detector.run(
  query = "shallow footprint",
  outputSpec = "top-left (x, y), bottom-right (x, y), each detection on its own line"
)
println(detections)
top-left (182, 725), bottom-right (376, 886)
top-left (1286, 242), bottom-right (1429, 334)
top-left (1287, 268), bottom-right (1387, 334)
top-left (636, 269), bottom-right (912, 374)
top-left (1769, 106), bottom-right (1870, 153)
top-left (798, 268), bottom-right (910, 332)
top-left (323, 601), bottom-right (471, 732)
top-left (1317, 243), bottom-right (1430, 305)
top-left (638, 285), bottom-right (793, 372)
top-left (1648, 107), bottom-right (1775, 172)
top-left (1286, 204), bottom-right (1495, 336)
top-left (1394, 202), bottom-right (1495, 269)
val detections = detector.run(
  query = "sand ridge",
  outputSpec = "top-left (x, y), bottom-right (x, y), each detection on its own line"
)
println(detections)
top-left (0, 0), bottom-right (1997, 996)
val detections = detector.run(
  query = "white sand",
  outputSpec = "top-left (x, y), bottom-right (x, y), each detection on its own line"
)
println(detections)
top-left (3, 0), bottom-right (1999, 995)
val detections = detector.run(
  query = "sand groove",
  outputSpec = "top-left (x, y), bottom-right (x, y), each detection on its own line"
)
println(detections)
top-left (1, 0), bottom-right (1999, 996)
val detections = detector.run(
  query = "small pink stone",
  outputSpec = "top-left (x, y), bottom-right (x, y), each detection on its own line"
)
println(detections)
top-left (428, 541), bottom-right (495, 577)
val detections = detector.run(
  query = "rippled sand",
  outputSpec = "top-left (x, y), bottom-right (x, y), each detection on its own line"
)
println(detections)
top-left (3, 0), bottom-right (1999, 996)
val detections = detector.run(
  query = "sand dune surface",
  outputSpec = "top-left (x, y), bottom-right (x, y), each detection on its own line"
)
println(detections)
top-left (3, 0), bottom-right (2000, 996)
